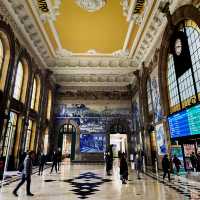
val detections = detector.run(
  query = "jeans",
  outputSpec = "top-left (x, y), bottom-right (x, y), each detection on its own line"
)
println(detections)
top-left (13, 174), bottom-right (31, 194)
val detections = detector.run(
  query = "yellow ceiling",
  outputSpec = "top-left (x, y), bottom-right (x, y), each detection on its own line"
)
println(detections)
top-left (47, 0), bottom-right (128, 53)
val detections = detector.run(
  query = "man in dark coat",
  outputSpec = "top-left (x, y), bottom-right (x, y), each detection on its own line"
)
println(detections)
top-left (173, 155), bottom-right (181, 175)
top-left (120, 153), bottom-right (128, 184)
top-left (50, 150), bottom-right (58, 173)
top-left (135, 152), bottom-right (143, 179)
top-left (13, 151), bottom-right (35, 196)
top-left (105, 152), bottom-right (112, 175)
top-left (38, 152), bottom-right (46, 175)
top-left (162, 154), bottom-right (171, 182)
top-left (190, 152), bottom-right (197, 171)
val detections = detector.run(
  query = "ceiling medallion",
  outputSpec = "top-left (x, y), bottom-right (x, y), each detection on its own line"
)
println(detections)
top-left (75, 0), bottom-right (106, 12)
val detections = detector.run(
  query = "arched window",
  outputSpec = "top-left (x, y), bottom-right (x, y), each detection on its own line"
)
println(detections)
top-left (167, 20), bottom-right (200, 113)
top-left (0, 38), bottom-right (3, 72)
top-left (12, 60), bottom-right (28, 103)
top-left (0, 31), bottom-right (10, 91)
top-left (30, 78), bottom-right (37, 109)
top-left (13, 61), bottom-right (23, 100)
top-left (46, 90), bottom-right (52, 120)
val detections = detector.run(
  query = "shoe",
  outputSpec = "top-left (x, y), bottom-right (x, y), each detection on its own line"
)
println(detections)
top-left (13, 191), bottom-right (18, 197)
top-left (27, 193), bottom-right (34, 196)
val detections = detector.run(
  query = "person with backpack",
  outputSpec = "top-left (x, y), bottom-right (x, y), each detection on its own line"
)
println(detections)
top-left (13, 151), bottom-right (35, 197)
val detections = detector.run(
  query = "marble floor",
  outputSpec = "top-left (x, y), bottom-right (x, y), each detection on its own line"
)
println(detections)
top-left (0, 161), bottom-right (198, 200)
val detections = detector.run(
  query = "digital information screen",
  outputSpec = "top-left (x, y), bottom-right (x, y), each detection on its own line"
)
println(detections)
top-left (168, 104), bottom-right (200, 139)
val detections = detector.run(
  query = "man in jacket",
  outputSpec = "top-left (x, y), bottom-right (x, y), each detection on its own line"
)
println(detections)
top-left (162, 154), bottom-right (171, 182)
top-left (13, 151), bottom-right (35, 197)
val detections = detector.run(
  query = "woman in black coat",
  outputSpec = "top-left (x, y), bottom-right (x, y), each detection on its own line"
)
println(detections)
top-left (120, 153), bottom-right (128, 184)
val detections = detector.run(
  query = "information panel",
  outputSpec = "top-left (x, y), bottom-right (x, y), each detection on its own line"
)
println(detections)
top-left (168, 104), bottom-right (200, 138)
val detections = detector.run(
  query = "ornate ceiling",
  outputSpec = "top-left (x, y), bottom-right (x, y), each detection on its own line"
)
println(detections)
top-left (0, 0), bottom-right (197, 97)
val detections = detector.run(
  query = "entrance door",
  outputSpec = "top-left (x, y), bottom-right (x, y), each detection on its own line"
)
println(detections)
top-left (58, 124), bottom-right (76, 161)
top-left (110, 134), bottom-right (127, 158)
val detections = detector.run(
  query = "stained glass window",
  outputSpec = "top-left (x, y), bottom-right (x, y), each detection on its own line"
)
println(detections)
top-left (30, 78), bottom-right (37, 109)
top-left (167, 20), bottom-right (200, 113)
top-left (13, 61), bottom-right (24, 100)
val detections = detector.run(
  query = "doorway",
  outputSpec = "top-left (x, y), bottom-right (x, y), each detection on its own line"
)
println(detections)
top-left (58, 124), bottom-right (76, 161)
top-left (110, 134), bottom-right (127, 158)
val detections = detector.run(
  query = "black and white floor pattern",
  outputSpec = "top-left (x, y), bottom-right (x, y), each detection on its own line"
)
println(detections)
top-left (145, 170), bottom-right (200, 199)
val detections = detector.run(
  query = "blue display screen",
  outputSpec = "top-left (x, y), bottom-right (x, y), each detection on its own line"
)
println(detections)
top-left (80, 134), bottom-right (106, 153)
top-left (168, 104), bottom-right (200, 138)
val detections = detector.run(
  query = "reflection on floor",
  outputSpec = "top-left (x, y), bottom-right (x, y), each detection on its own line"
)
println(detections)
top-left (0, 161), bottom-right (199, 200)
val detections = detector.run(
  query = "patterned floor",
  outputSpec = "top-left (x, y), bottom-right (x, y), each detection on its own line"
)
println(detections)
top-left (0, 162), bottom-right (199, 200)
top-left (145, 170), bottom-right (200, 199)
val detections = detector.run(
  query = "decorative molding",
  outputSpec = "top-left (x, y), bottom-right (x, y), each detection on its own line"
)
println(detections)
top-left (75, 0), bottom-right (106, 12)
top-left (56, 48), bottom-right (73, 57)
top-left (58, 90), bottom-right (131, 100)
top-left (120, 0), bottom-right (129, 17)
top-left (35, 0), bottom-right (62, 22)
top-left (112, 49), bottom-right (129, 57)
top-left (0, 0), bottom-right (51, 69)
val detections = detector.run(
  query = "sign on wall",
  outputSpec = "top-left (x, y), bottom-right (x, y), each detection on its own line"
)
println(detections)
top-left (155, 123), bottom-right (167, 155)
top-left (37, 0), bottom-right (49, 12)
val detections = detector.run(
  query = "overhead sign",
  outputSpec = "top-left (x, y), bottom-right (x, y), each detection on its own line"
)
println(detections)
top-left (37, 0), bottom-right (49, 12)
top-left (168, 104), bottom-right (200, 139)
top-left (134, 0), bottom-right (145, 14)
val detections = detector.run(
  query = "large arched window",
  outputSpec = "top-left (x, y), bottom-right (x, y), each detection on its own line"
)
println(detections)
top-left (167, 20), bottom-right (200, 113)
top-left (46, 90), bottom-right (52, 120)
top-left (0, 38), bottom-right (3, 72)
top-left (13, 61), bottom-right (23, 100)
top-left (0, 31), bottom-right (10, 91)
top-left (30, 78), bottom-right (37, 109)
top-left (13, 60), bottom-right (28, 103)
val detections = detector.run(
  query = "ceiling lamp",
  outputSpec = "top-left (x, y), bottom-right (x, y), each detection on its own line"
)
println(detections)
top-left (75, 0), bottom-right (106, 12)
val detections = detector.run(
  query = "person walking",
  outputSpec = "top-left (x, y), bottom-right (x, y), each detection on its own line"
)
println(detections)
top-left (190, 152), bottom-right (197, 172)
top-left (38, 152), bottom-right (46, 175)
top-left (120, 153), bottom-right (128, 184)
top-left (162, 154), bottom-right (171, 182)
top-left (50, 150), bottom-right (58, 173)
top-left (105, 151), bottom-right (112, 175)
top-left (57, 148), bottom-right (62, 171)
top-left (135, 152), bottom-right (143, 179)
top-left (13, 151), bottom-right (35, 197)
top-left (173, 155), bottom-right (181, 175)
top-left (196, 152), bottom-right (200, 172)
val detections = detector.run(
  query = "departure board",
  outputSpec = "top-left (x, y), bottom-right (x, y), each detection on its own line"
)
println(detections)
top-left (168, 104), bottom-right (200, 138)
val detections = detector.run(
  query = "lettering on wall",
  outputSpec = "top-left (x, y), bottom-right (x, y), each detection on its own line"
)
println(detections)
top-left (134, 0), bottom-right (145, 14)
top-left (37, 0), bottom-right (49, 12)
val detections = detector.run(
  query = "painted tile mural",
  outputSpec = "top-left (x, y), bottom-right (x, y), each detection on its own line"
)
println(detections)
top-left (132, 93), bottom-right (140, 131)
top-left (55, 103), bottom-right (133, 152)
top-left (150, 66), bottom-right (163, 123)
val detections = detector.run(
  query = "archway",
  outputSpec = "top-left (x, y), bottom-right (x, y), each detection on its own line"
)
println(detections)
top-left (58, 123), bottom-right (76, 161)
top-left (108, 120), bottom-right (129, 158)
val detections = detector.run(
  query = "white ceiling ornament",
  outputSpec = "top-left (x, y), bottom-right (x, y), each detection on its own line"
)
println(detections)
top-left (75, 0), bottom-right (106, 12)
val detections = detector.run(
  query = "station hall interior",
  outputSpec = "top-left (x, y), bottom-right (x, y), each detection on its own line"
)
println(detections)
top-left (0, 0), bottom-right (200, 199)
